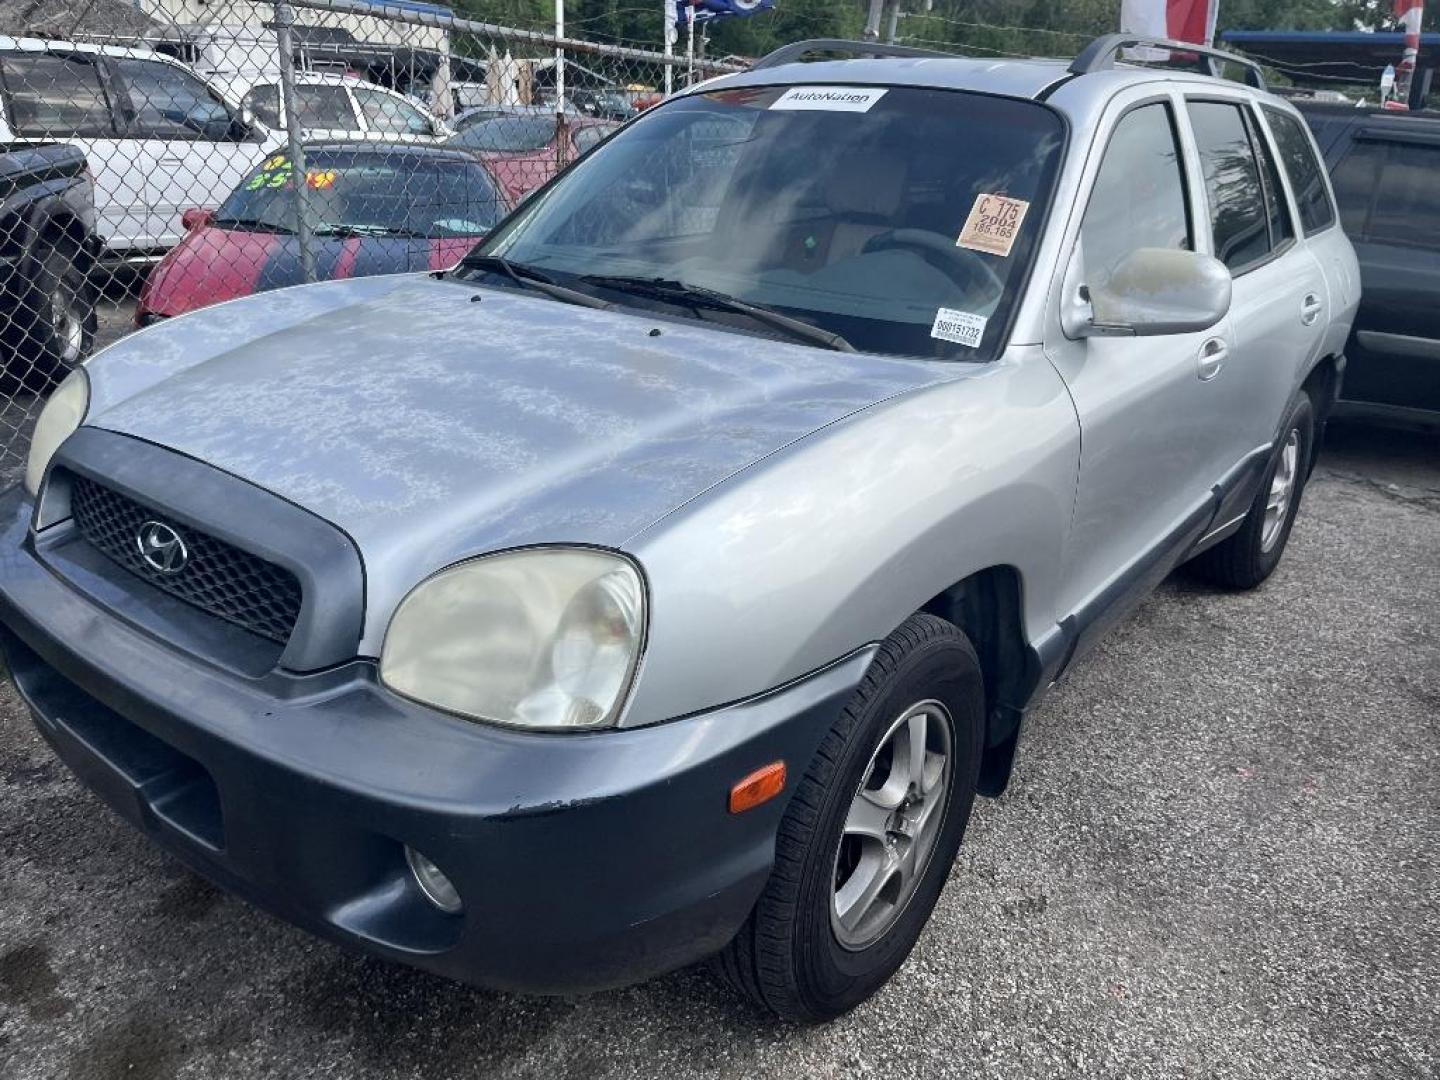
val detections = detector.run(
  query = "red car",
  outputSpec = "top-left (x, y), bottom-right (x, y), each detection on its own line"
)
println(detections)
top-left (138, 142), bottom-right (510, 324)
top-left (447, 114), bottom-right (620, 204)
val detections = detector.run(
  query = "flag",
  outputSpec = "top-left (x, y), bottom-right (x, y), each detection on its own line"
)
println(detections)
top-left (1390, 0), bottom-right (1423, 109)
top-left (1120, 0), bottom-right (1219, 47)
top-left (681, 0), bottom-right (776, 24)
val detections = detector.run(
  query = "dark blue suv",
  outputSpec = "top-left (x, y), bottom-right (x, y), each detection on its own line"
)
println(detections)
top-left (1299, 102), bottom-right (1440, 426)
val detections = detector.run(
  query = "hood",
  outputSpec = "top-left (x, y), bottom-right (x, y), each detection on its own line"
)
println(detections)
top-left (87, 274), bottom-right (960, 641)
top-left (142, 227), bottom-right (480, 318)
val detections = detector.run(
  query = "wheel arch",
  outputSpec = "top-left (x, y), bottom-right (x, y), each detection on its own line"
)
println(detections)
top-left (38, 210), bottom-right (95, 266)
top-left (918, 564), bottom-right (1043, 797)
top-left (21, 204), bottom-right (96, 286)
top-left (1299, 352), bottom-right (1343, 477)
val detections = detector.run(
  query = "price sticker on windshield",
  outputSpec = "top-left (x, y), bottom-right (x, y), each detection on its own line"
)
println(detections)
top-left (956, 193), bottom-right (1030, 258)
top-left (931, 308), bottom-right (988, 349)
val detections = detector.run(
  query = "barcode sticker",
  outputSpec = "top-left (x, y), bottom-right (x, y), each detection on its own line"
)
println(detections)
top-left (931, 308), bottom-right (988, 348)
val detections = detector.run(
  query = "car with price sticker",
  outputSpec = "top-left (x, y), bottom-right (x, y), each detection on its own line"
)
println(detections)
top-left (0, 36), bottom-right (1357, 1023)
top-left (136, 142), bottom-right (510, 324)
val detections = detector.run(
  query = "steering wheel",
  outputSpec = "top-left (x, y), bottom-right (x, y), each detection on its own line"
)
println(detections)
top-left (862, 228), bottom-right (1005, 307)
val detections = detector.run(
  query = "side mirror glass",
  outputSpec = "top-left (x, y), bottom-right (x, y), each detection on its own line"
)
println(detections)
top-left (1068, 248), bottom-right (1232, 338)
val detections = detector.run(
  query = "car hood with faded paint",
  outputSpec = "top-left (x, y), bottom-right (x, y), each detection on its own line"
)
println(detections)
top-left (83, 273), bottom-right (961, 641)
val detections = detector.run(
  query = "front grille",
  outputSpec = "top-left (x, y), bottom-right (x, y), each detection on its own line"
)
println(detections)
top-left (69, 476), bottom-right (303, 645)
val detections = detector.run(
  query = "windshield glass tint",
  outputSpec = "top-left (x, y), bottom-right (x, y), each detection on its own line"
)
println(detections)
top-left (452, 116), bottom-right (557, 152)
top-left (475, 86), bottom-right (1064, 359)
top-left (218, 150), bottom-right (505, 236)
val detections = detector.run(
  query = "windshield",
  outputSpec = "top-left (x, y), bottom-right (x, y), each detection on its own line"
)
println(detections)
top-left (469, 85), bottom-right (1065, 359)
top-left (217, 149), bottom-right (506, 237)
top-left (451, 116), bottom-right (558, 153)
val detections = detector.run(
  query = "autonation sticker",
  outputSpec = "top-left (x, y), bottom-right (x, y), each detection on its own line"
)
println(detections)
top-left (769, 86), bottom-right (888, 112)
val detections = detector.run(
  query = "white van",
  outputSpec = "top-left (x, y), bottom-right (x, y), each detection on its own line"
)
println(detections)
top-left (0, 36), bottom-right (281, 256)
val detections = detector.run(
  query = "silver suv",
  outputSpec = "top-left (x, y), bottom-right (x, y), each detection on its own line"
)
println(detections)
top-left (1, 36), bottom-right (1358, 1022)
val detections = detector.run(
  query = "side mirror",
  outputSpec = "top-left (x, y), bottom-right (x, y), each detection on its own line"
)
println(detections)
top-left (181, 207), bottom-right (214, 232)
top-left (1066, 248), bottom-right (1232, 338)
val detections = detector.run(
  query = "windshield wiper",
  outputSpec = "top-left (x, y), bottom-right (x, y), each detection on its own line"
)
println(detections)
top-left (580, 275), bottom-right (855, 352)
top-left (458, 254), bottom-right (612, 311)
top-left (314, 223), bottom-right (428, 239)
top-left (211, 216), bottom-right (294, 235)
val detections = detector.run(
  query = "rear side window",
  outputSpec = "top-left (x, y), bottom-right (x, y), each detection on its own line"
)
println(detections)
top-left (294, 84), bottom-right (358, 130)
top-left (451, 116), bottom-right (557, 153)
top-left (573, 124), bottom-right (610, 154)
top-left (1081, 102), bottom-right (1191, 287)
top-left (0, 53), bottom-right (115, 137)
top-left (353, 87), bottom-right (432, 136)
top-left (241, 84), bottom-right (279, 128)
top-left (1263, 107), bottom-right (1337, 234)
top-left (1357, 140), bottom-right (1440, 248)
top-left (1187, 101), bottom-right (1272, 272)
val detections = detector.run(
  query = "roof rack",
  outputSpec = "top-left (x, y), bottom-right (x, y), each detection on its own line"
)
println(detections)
top-left (751, 38), bottom-right (951, 71)
top-left (1069, 34), bottom-right (1267, 90)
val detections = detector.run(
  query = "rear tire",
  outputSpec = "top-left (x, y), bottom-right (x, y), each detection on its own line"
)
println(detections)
top-left (1189, 391), bottom-right (1314, 590)
top-left (717, 613), bottom-right (984, 1023)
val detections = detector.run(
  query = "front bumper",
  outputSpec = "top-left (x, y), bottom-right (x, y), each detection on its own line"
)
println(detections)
top-left (0, 489), bottom-right (870, 993)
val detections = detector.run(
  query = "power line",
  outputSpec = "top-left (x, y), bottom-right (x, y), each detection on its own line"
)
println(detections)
top-left (893, 33), bottom-right (1042, 60)
top-left (898, 14), bottom-right (1094, 44)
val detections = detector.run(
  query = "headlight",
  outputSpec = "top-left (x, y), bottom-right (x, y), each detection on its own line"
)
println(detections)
top-left (380, 548), bottom-right (646, 730)
top-left (24, 370), bottom-right (89, 497)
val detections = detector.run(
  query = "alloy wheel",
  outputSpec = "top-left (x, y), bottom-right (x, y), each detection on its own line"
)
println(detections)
top-left (50, 279), bottom-right (86, 366)
top-left (831, 699), bottom-right (954, 951)
top-left (1261, 428), bottom-right (1301, 553)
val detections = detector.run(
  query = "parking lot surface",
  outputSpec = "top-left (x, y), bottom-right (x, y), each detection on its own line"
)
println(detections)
top-left (0, 422), bottom-right (1436, 1080)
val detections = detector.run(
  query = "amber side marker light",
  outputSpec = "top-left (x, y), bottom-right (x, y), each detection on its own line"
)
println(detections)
top-left (729, 761), bottom-right (787, 814)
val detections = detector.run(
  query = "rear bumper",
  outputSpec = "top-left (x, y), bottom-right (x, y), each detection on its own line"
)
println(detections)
top-left (0, 489), bottom-right (868, 993)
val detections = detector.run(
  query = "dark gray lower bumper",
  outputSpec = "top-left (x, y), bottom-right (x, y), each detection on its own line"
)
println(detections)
top-left (0, 491), bottom-right (870, 993)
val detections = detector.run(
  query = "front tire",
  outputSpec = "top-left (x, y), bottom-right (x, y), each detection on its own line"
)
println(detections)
top-left (11, 236), bottom-right (97, 392)
top-left (717, 613), bottom-right (984, 1023)
top-left (1189, 391), bottom-right (1314, 590)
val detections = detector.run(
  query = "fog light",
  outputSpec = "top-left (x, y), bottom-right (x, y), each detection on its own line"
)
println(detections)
top-left (405, 846), bottom-right (462, 914)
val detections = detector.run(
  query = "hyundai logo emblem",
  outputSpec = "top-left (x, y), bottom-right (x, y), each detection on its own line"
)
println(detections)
top-left (136, 520), bottom-right (189, 575)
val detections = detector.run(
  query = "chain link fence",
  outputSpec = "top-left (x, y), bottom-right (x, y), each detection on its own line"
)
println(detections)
top-left (0, 0), bottom-right (742, 481)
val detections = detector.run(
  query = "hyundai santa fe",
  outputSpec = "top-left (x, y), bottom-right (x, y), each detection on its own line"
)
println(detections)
top-left (0, 36), bottom-right (1358, 1022)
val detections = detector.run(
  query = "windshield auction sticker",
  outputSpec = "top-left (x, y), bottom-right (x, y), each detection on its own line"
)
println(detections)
top-left (769, 86), bottom-right (888, 112)
top-left (956, 193), bottom-right (1030, 257)
top-left (931, 308), bottom-right (988, 348)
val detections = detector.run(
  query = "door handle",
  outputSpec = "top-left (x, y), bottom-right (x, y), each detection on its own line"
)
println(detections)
top-left (1197, 337), bottom-right (1228, 381)
top-left (1300, 293), bottom-right (1324, 326)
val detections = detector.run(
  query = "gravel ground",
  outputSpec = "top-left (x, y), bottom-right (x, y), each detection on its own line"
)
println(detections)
top-left (0, 419), bottom-right (1437, 1080)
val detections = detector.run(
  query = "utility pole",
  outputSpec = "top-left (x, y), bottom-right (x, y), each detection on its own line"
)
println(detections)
top-left (664, 0), bottom-right (677, 95)
top-left (686, 3), bottom-right (696, 85)
top-left (885, 2), bottom-right (902, 44)
top-left (863, 0), bottom-right (885, 41)
top-left (554, 0), bottom-right (565, 115)
top-left (273, 1), bottom-right (315, 285)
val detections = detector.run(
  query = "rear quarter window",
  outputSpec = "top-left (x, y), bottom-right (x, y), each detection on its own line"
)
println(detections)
top-left (1263, 107), bottom-right (1337, 235)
